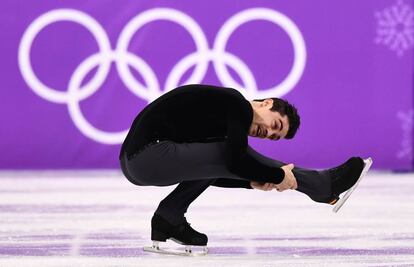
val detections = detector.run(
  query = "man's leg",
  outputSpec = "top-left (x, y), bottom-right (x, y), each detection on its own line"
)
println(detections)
top-left (154, 179), bottom-right (216, 225)
top-left (125, 140), bottom-right (285, 187)
top-left (125, 140), bottom-right (334, 214)
top-left (122, 140), bottom-right (338, 249)
top-left (152, 147), bottom-right (333, 226)
top-left (246, 145), bottom-right (333, 203)
top-left (151, 142), bottom-right (331, 226)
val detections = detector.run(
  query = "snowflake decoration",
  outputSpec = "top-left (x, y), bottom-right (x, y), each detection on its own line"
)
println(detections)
top-left (396, 109), bottom-right (413, 162)
top-left (375, 0), bottom-right (414, 57)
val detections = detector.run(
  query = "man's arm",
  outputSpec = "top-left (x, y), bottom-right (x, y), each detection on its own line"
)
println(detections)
top-left (224, 107), bottom-right (285, 183)
top-left (211, 179), bottom-right (282, 191)
top-left (211, 178), bottom-right (253, 189)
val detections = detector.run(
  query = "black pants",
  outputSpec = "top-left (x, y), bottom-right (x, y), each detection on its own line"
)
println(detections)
top-left (120, 140), bottom-right (332, 225)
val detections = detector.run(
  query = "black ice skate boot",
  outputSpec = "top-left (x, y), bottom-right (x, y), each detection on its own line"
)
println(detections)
top-left (143, 213), bottom-right (208, 256)
top-left (324, 157), bottom-right (372, 213)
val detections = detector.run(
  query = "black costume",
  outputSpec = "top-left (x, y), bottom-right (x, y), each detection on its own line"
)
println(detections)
top-left (120, 84), bottom-right (332, 225)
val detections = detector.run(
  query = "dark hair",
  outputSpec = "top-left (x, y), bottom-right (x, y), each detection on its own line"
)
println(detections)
top-left (252, 98), bottom-right (300, 139)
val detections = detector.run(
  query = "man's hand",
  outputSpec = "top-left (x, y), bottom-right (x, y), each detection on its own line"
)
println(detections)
top-left (250, 181), bottom-right (277, 191)
top-left (276, 163), bottom-right (298, 192)
top-left (250, 163), bottom-right (297, 192)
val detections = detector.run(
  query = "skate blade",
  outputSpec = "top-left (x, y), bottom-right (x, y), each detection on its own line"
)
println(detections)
top-left (143, 241), bottom-right (208, 256)
top-left (332, 157), bottom-right (373, 213)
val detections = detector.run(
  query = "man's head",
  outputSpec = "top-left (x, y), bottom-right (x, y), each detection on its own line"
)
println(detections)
top-left (248, 98), bottom-right (300, 140)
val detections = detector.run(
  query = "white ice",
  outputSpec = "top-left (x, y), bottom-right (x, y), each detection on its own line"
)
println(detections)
top-left (0, 170), bottom-right (413, 266)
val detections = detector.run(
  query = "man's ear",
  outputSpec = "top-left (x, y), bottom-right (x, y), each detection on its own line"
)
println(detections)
top-left (264, 98), bottom-right (273, 107)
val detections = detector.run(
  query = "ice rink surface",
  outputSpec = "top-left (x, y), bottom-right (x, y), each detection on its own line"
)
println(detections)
top-left (0, 171), bottom-right (413, 267)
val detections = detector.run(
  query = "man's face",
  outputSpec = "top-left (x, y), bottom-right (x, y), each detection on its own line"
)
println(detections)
top-left (248, 99), bottom-right (290, 140)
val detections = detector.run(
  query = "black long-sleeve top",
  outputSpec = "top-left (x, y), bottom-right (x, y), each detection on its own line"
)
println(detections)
top-left (119, 84), bottom-right (285, 189)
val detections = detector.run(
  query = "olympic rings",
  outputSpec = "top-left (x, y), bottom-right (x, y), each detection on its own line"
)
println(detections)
top-left (18, 7), bottom-right (307, 144)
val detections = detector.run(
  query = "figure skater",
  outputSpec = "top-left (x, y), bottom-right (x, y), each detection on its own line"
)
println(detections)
top-left (119, 84), bottom-right (372, 256)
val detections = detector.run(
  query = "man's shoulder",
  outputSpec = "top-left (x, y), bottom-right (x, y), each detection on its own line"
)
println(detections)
top-left (142, 84), bottom-right (248, 115)
top-left (164, 84), bottom-right (245, 99)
